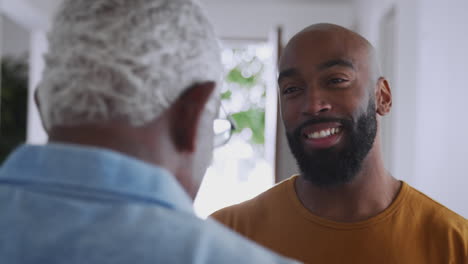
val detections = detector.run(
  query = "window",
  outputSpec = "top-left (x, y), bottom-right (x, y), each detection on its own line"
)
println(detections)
top-left (194, 42), bottom-right (276, 218)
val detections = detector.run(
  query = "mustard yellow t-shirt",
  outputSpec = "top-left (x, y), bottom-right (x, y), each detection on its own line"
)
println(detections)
top-left (211, 176), bottom-right (467, 264)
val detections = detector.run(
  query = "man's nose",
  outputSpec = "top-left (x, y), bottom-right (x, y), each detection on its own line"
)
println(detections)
top-left (301, 89), bottom-right (332, 116)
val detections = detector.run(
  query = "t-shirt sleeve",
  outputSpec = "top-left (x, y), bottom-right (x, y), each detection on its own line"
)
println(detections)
top-left (210, 205), bottom-right (241, 229)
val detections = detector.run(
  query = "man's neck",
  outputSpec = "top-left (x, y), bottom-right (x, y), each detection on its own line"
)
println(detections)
top-left (294, 149), bottom-right (401, 223)
top-left (48, 122), bottom-right (176, 170)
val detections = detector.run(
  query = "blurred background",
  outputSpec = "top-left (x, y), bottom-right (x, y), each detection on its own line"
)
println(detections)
top-left (1, 0), bottom-right (467, 218)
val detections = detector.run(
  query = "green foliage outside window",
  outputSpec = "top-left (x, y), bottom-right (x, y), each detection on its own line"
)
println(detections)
top-left (221, 48), bottom-right (266, 145)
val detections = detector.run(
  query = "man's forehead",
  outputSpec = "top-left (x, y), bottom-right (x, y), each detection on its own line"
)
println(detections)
top-left (292, 23), bottom-right (371, 48)
top-left (279, 30), bottom-right (370, 72)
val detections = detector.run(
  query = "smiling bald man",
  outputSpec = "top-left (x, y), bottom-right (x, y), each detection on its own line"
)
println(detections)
top-left (212, 24), bottom-right (467, 264)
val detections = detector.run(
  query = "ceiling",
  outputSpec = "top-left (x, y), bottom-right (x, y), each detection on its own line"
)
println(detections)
top-left (202, 0), bottom-right (350, 2)
top-left (2, 0), bottom-right (352, 30)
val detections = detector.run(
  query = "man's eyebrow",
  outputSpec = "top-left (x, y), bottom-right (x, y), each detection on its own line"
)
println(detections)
top-left (277, 68), bottom-right (300, 83)
top-left (317, 59), bottom-right (355, 71)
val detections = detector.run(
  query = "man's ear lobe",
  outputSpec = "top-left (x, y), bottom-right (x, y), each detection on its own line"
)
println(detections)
top-left (170, 82), bottom-right (215, 153)
top-left (376, 78), bottom-right (392, 116)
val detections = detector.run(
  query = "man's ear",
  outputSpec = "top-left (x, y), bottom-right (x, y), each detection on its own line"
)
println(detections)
top-left (169, 82), bottom-right (215, 153)
top-left (375, 77), bottom-right (392, 116)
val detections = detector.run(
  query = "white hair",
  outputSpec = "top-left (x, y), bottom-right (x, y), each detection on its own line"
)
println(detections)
top-left (37, 0), bottom-right (221, 129)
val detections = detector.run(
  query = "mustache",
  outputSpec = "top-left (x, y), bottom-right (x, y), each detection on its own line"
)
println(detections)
top-left (293, 117), bottom-right (353, 137)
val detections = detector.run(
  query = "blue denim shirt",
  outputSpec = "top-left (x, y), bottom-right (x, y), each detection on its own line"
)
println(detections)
top-left (0, 144), bottom-right (298, 264)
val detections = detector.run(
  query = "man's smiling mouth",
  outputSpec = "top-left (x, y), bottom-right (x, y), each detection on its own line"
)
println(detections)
top-left (301, 122), bottom-right (344, 149)
top-left (305, 127), bottom-right (342, 139)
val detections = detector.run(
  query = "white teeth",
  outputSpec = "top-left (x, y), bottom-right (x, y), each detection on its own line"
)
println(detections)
top-left (307, 127), bottom-right (341, 139)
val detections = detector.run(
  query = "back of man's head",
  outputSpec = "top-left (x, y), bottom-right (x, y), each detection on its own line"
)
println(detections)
top-left (37, 0), bottom-right (221, 130)
top-left (36, 0), bottom-right (222, 198)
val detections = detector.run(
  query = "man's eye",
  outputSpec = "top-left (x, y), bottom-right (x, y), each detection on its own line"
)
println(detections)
top-left (283, 86), bottom-right (301, 95)
top-left (328, 78), bottom-right (348, 85)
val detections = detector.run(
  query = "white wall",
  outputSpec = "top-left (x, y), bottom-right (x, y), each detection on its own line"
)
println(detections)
top-left (0, 0), bottom-right (53, 30)
top-left (1, 14), bottom-right (29, 57)
top-left (447, 0), bottom-right (468, 218)
top-left (391, 0), bottom-right (421, 186)
top-left (201, 0), bottom-right (353, 43)
top-left (412, 0), bottom-right (468, 217)
top-left (355, 0), bottom-right (468, 217)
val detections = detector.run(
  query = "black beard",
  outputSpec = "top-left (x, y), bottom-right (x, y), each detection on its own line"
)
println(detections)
top-left (286, 101), bottom-right (377, 187)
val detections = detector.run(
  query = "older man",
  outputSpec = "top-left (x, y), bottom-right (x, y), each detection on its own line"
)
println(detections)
top-left (212, 23), bottom-right (467, 263)
top-left (0, 1), bottom-right (299, 263)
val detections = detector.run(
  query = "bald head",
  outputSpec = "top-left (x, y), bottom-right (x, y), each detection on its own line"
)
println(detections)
top-left (281, 23), bottom-right (381, 85)
top-left (298, 23), bottom-right (372, 47)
